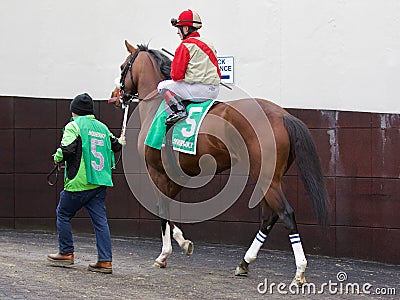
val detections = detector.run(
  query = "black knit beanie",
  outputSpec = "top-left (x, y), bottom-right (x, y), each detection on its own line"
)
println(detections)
top-left (70, 93), bottom-right (94, 115)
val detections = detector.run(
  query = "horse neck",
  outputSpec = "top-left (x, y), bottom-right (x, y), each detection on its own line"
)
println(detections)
top-left (138, 95), bottom-right (162, 134)
top-left (136, 52), bottom-right (164, 143)
top-left (136, 52), bottom-right (161, 101)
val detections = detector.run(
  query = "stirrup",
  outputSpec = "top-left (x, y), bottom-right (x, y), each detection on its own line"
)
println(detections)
top-left (165, 112), bottom-right (187, 125)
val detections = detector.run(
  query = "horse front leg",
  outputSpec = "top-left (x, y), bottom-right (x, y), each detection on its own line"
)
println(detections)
top-left (154, 218), bottom-right (173, 268)
top-left (170, 222), bottom-right (194, 256)
top-left (146, 149), bottom-right (189, 267)
top-left (148, 167), bottom-right (183, 268)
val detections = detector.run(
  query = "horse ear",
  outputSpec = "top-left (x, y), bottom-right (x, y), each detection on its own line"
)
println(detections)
top-left (125, 40), bottom-right (137, 54)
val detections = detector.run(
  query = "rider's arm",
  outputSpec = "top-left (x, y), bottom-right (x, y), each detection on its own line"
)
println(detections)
top-left (171, 43), bottom-right (190, 81)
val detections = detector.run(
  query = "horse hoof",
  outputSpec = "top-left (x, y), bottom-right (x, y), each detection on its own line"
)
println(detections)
top-left (290, 274), bottom-right (306, 287)
top-left (234, 260), bottom-right (249, 276)
top-left (153, 260), bottom-right (167, 268)
top-left (234, 265), bottom-right (248, 276)
top-left (181, 240), bottom-right (194, 256)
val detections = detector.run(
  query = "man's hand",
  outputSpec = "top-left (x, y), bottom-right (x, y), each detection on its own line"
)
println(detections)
top-left (118, 136), bottom-right (126, 146)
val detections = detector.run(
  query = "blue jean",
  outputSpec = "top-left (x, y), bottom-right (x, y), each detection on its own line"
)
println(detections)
top-left (56, 186), bottom-right (112, 261)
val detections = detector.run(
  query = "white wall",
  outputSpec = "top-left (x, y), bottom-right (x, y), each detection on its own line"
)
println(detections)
top-left (1, 0), bottom-right (399, 113)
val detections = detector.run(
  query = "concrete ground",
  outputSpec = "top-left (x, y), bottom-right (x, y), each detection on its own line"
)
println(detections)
top-left (0, 230), bottom-right (398, 299)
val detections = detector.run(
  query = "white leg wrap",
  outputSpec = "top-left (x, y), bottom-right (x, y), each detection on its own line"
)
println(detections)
top-left (244, 230), bottom-right (267, 264)
top-left (172, 225), bottom-right (185, 247)
top-left (156, 222), bottom-right (172, 263)
top-left (289, 234), bottom-right (307, 274)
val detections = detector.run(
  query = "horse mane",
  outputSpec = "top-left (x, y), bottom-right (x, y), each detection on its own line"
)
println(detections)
top-left (137, 44), bottom-right (171, 80)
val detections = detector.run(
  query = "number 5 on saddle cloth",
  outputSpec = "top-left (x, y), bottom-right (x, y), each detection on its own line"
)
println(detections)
top-left (145, 99), bottom-right (215, 155)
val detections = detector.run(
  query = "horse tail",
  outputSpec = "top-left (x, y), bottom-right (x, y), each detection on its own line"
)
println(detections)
top-left (283, 114), bottom-right (329, 226)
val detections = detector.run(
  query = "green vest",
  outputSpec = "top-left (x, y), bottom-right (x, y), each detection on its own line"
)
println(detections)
top-left (75, 116), bottom-right (115, 187)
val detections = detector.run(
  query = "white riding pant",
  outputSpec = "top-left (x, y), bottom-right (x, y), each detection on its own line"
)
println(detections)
top-left (157, 80), bottom-right (219, 102)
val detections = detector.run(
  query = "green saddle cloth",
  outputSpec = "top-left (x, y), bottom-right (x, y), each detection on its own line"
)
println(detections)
top-left (145, 99), bottom-right (215, 155)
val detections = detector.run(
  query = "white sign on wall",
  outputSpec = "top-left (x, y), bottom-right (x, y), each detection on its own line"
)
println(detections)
top-left (218, 56), bottom-right (234, 84)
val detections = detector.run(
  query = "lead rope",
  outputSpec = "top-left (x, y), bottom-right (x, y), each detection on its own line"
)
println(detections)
top-left (114, 102), bottom-right (130, 166)
top-left (113, 87), bottom-right (161, 167)
top-left (47, 163), bottom-right (61, 186)
top-left (121, 102), bottom-right (129, 140)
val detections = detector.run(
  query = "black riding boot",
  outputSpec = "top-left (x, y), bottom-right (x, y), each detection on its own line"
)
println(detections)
top-left (165, 96), bottom-right (188, 125)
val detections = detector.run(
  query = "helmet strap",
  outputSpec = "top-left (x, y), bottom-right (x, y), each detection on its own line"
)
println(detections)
top-left (179, 27), bottom-right (189, 40)
top-left (180, 26), bottom-right (197, 40)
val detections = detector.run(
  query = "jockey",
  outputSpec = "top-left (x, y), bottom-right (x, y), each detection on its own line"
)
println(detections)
top-left (158, 9), bottom-right (221, 125)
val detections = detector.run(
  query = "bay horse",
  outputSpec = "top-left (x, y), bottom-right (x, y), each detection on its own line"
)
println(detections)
top-left (110, 40), bottom-right (328, 286)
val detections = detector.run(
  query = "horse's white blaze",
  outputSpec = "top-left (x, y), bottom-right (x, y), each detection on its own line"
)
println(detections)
top-left (114, 77), bottom-right (122, 89)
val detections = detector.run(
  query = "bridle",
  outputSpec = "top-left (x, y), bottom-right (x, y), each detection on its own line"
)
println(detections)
top-left (116, 48), bottom-right (143, 105)
top-left (111, 46), bottom-right (160, 156)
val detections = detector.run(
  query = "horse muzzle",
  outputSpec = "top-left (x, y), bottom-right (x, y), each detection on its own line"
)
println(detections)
top-left (108, 88), bottom-right (123, 107)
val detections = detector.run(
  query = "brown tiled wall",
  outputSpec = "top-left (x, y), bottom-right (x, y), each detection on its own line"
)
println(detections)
top-left (0, 96), bottom-right (398, 265)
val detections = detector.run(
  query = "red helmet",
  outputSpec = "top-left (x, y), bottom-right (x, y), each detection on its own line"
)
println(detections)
top-left (171, 9), bottom-right (202, 29)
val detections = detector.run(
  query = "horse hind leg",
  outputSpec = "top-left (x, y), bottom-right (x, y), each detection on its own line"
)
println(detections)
top-left (235, 185), bottom-right (308, 286)
top-left (154, 219), bottom-right (173, 268)
top-left (277, 190), bottom-right (307, 286)
top-left (235, 204), bottom-right (278, 276)
top-left (170, 223), bottom-right (194, 256)
top-left (286, 215), bottom-right (307, 287)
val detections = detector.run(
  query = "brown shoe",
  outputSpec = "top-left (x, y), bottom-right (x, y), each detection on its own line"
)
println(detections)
top-left (47, 252), bottom-right (74, 266)
top-left (88, 261), bottom-right (112, 274)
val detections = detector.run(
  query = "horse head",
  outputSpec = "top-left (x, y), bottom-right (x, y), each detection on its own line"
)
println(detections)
top-left (109, 40), bottom-right (140, 108)
top-left (109, 40), bottom-right (171, 108)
